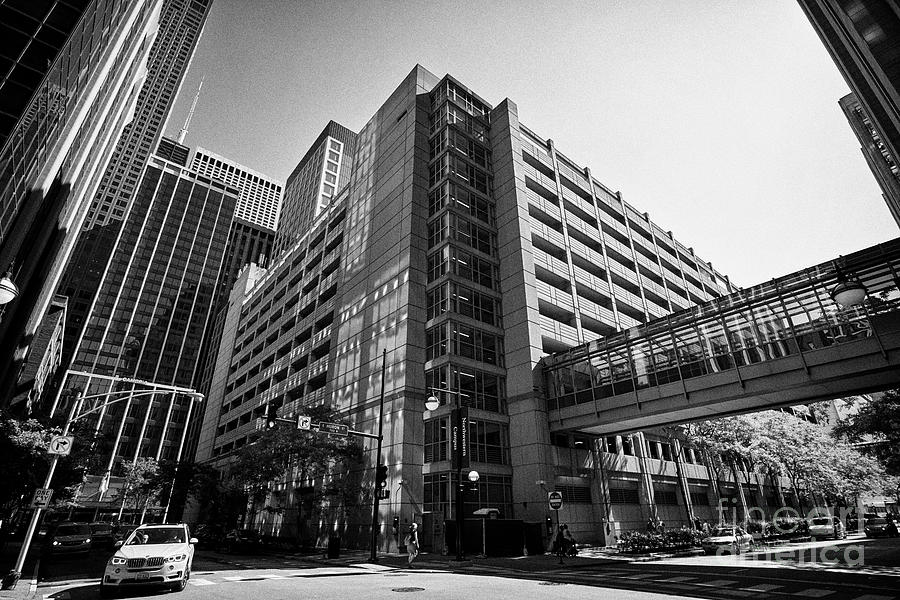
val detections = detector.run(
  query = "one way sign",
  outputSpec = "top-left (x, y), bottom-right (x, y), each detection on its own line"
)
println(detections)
top-left (48, 435), bottom-right (74, 456)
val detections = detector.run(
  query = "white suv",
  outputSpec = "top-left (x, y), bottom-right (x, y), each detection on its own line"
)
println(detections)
top-left (101, 524), bottom-right (196, 596)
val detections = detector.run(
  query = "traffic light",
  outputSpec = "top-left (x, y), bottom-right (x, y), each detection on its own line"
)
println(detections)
top-left (265, 403), bottom-right (278, 429)
top-left (375, 465), bottom-right (388, 489)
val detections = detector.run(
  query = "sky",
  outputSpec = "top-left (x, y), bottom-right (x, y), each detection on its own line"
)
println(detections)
top-left (165, 0), bottom-right (900, 288)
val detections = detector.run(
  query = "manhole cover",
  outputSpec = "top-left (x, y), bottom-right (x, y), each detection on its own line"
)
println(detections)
top-left (392, 587), bottom-right (425, 592)
top-left (539, 581), bottom-right (566, 586)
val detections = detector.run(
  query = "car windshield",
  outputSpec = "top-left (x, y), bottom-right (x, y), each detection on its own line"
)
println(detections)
top-left (128, 527), bottom-right (185, 545)
top-left (91, 524), bottom-right (112, 533)
top-left (811, 518), bottom-right (831, 525)
top-left (867, 518), bottom-right (888, 525)
top-left (56, 524), bottom-right (90, 536)
top-left (711, 528), bottom-right (734, 537)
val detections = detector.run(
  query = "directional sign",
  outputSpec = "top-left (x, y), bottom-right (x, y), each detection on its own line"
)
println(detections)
top-left (31, 488), bottom-right (53, 508)
top-left (48, 435), bottom-right (74, 456)
top-left (548, 491), bottom-right (563, 510)
top-left (315, 422), bottom-right (349, 437)
top-left (297, 415), bottom-right (312, 431)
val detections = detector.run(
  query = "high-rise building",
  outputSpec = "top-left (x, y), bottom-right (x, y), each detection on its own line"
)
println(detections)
top-left (55, 0), bottom-right (213, 386)
top-left (0, 0), bottom-right (165, 409)
top-left (272, 121), bottom-right (356, 259)
top-left (191, 66), bottom-right (735, 549)
top-left (55, 140), bottom-right (237, 477)
top-left (192, 147), bottom-right (283, 231)
top-left (839, 92), bottom-right (900, 225)
top-left (187, 147), bottom-right (283, 444)
top-left (797, 0), bottom-right (900, 226)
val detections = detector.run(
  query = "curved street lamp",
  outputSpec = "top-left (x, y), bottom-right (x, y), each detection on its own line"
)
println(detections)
top-left (0, 270), bottom-right (18, 305)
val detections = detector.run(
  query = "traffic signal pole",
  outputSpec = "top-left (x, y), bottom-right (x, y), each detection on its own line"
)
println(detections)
top-left (368, 349), bottom-right (387, 562)
top-left (5, 392), bottom-right (82, 589)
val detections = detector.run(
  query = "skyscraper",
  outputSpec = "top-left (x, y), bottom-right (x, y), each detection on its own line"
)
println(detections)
top-left (187, 147), bottom-right (283, 428)
top-left (272, 121), bottom-right (356, 259)
top-left (0, 0), bottom-right (165, 409)
top-left (55, 0), bottom-right (214, 386)
top-left (192, 66), bottom-right (734, 549)
top-left (55, 138), bottom-right (236, 479)
top-left (797, 0), bottom-right (900, 225)
top-left (839, 92), bottom-right (900, 225)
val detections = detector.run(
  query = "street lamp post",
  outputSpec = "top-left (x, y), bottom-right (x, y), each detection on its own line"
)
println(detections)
top-left (2, 378), bottom-right (202, 589)
top-left (425, 387), bottom-right (471, 561)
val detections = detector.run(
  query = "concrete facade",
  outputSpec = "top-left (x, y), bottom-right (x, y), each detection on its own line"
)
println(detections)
top-left (194, 65), bottom-right (739, 550)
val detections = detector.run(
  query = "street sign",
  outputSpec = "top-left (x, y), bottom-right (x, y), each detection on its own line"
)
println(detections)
top-left (297, 415), bottom-right (312, 430)
top-left (31, 489), bottom-right (53, 508)
top-left (377, 490), bottom-right (390, 500)
top-left (47, 435), bottom-right (74, 456)
top-left (316, 422), bottom-right (349, 437)
top-left (450, 406), bottom-right (470, 470)
top-left (548, 491), bottom-right (563, 510)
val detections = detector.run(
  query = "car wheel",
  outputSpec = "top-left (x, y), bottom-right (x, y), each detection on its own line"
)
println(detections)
top-left (171, 567), bottom-right (190, 593)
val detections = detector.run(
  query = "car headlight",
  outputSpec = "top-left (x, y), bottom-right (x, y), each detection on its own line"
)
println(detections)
top-left (109, 557), bottom-right (127, 565)
top-left (52, 540), bottom-right (60, 546)
top-left (165, 554), bottom-right (187, 563)
top-left (83, 538), bottom-right (92, 544)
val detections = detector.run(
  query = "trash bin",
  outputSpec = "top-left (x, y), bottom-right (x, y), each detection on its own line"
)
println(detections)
top-left (327, 534), bottom-right (340, 558)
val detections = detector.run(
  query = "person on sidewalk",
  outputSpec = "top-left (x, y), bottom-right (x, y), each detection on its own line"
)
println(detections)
top-left (405, 523), bottom-right (419, 567)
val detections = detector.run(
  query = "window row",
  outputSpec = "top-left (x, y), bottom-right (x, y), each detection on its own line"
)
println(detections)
top-left (427, 246), bottom-right (497, 290)
top-left (423, 472), bottom-right (512, 518)
top-left (424, 418), bottom-right (509, 465)
top-left (425, 364), bottom-right (506, 413)
top-left (430, 101), bottom-right (488, 142)
top-left (426, 321), bottom-right (504, 366)
top-left (431, 79), bottom-right (491, 119)
top-left (427, 212), bottom-right (496, 256)
top-left (427, 281), bottom-right (502, 327)
top-left (428, 181), bottom-right (494, 226)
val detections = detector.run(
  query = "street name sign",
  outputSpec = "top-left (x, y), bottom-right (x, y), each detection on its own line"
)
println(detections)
top-left (316, 422), bottom-right (349, 436)
top-left (47, 435), bottom-right (74, 455)
top-left (548, 491), bottom-right (563, 510)
top-left (31, 488), bottom-right (53, 508)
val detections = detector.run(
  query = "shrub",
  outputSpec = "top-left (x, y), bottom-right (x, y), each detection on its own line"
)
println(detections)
top-left (617, 527), bottom-right (704, 554)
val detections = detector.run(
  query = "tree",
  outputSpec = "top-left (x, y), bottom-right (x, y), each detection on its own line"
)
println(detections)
top-left (225, 405), bottom-right (363, 545)
top-left (832, 390), bottom-right (900, 476)
top-left (118, 457), bottom-right (161, 519)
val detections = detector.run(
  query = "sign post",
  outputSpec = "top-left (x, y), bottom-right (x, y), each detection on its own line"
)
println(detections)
top-left (548, 491), bottom-right (564, 564)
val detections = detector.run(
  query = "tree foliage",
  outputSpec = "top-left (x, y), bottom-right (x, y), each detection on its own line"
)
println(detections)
top-left (223, 405), bottom-right (364, 537)
top-left (681, 408), bottom-right (885, 511)
top-left (832, 390), bottom-right (900, 477)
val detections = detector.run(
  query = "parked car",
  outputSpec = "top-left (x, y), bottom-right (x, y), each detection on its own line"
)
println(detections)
top-left (222, 528), bottom-right (260, 554)
top-left (44, 522), bottom-right (93, 556)
top-left (864, 516), bottom-right (899, 538)
top-left (701, 526), bottom-right (754, 555)
top-left (808, 516), bottom-right (846, 540)
top-left (90, 522), bottom-right (116, 549)
top-left (101, 523), bottom-right (197, 597)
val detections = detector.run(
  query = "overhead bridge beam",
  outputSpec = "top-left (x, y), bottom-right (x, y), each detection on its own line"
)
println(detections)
top-left (548, 311), bottom-right (900, 437)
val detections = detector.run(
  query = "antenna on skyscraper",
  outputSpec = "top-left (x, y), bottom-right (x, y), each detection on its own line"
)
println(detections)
top-left (177, 78), bottom-right (203, 144)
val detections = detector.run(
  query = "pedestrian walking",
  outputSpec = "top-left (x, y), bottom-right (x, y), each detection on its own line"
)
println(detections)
top-left (405, 523), bottom-right (419, 567)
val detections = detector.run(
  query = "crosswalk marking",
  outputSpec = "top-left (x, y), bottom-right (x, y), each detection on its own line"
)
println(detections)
top-left (696, 579), bottom-right (738, 587)
top-left (851, 595), bottom-right (895, 600)
top-left (655, 576), bottom-right (698, 583)
top-left (190, 578), bottom-right (216, 586)
top-left (223, 576), bottom-right (245, 581)
top-left (622, 573), bottom-right (657, 580)
top-left (793, 590), bottom-right (835, 598)
top-left (744, 584), bottom-right (782, 592)
top-left (261, 574), bottom-right (286, 579)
